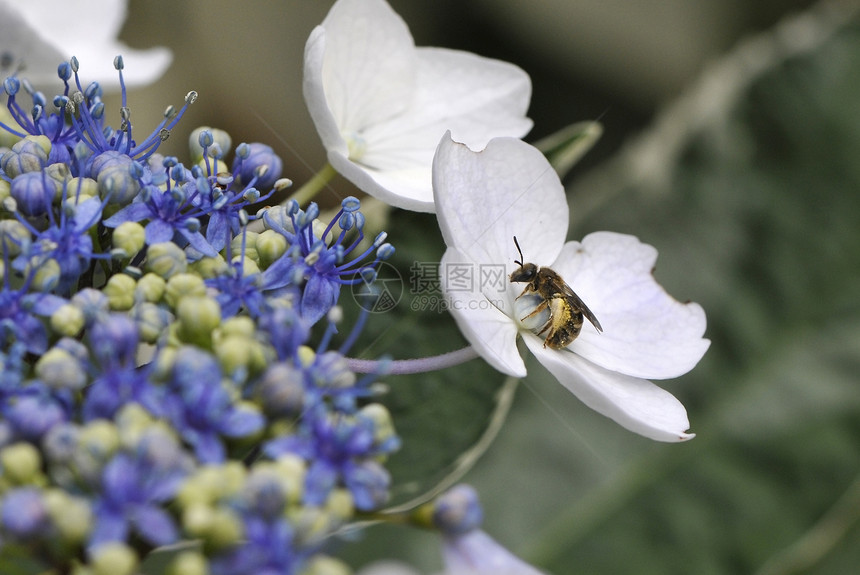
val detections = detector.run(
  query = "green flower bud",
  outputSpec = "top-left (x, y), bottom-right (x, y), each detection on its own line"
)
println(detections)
top-left (189, 255), bottom-right (229, 279)
top-left (196, 157), bottom-right (228, 175)
top-left (231, 254), bottom-right (261, 276)
top-left (132, 302), bottom-right (172, 344)
top-left (97, 165), bottom-right (140, 205)
top-left (219, 316), bottom-right (255, 339)
top-left (90, 542), bottom-right (138, 575)
top-left (136, 272), bottom-right (167, 303)
top-left (207, 507), bottom-right (244, 548)
top-left (177, 462), bottom-right (246, 508)
top-left (312, 219), bottom-right (330, 244)
top-left (0, 442), bottom-right (43, 485)
top-left (77, 421), bottom-right (120, 467)
top-left (115, 404), bottom-right (160, 448)
top-left (166, 551), bottom-right (209, 575)
top-left (182, 503), bottom-right (214, 538)
top-left (176, 296), bottom-right (221, 347)
top-left (261, 455), bottom-right (306, 505)
top-left (301, 556), bottom-right (351, 575)
top-left (35, 347), bottom-right (87, 390)
top-left (183, 504), bottom-right (243, 548)
top-left (0, 219), bottom-right (30, 256)
top-left (112, 221), bottom-right (146, 258)
top-left (189, 126), bottom-right (232, 163)
top-left (360, 403), bottom-right (398, 452)
top-left (44, 489), bottom-right (93, 544)
top-left (50, 303), bottom-right (86, 337)
top-left (0, 179), bottom-right (11, 210)
top-left (103, 273), bottom-right (137, 311)
top-left (29, 258), bottom-right (61, 292)
top-left (0, 106), bottom-right (21, 149)
top-left (325, 488), bottom-right (355, 523)
top-left (146, 242), bottom-right (188, 278)
top-left (256, 229), bottom-right (288, 268)
top-left (45, 162), bottom-right (71, 187)
top-left (215, 334), bottom-right (266, 376)
top-left (165, 273), bottom-right (207, 309)
top-left (231, 232), bottom-right (259, 263)
top-left (151, 346), bottom-right (178, 381)
top-left (0, 135), bottom-right (50, 177)
top-left (297, 346), bottom-right (316, 368)
top-left (66, 177), bottom-right (99, 201)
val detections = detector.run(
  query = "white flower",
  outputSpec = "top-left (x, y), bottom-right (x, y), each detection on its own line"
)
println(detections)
top-left (441, 530), bottom-right (548, 575)
top-left (356, 530), bottom-right (547, 575)
top-left (0, 0), bottom-right (172, 89)
top-left (433, 133), bottom-right (710, 442)
top-left (303, 0), bottom-right (532, 212)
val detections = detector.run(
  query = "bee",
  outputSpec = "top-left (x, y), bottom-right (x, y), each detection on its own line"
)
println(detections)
top-left (510, 236), bottom-right (603, 349)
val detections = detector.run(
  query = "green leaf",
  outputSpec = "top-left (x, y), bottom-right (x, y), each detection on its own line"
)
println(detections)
top-left (533, 120), bottom-right (603, 180)
top-left (0, 544), bottom-right (53, 575)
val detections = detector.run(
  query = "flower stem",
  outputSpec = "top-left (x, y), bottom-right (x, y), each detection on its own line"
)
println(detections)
top-left (346, 346), bottom-right (480, 375)
top-left (286, 162), bottom-right (337, 206)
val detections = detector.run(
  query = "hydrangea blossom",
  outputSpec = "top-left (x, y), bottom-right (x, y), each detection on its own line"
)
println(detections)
top-left (304, 0), bottom-right (532, 211)
top-left (433, 133), bottom-right (710, 442)
top-left (0, 55), bottom-right (403, 572)
top-left (0, 0), bottom-right (171, 89)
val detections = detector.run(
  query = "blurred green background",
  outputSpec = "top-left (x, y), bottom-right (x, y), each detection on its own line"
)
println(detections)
top-left (117, 1), bottom-right (860, 573)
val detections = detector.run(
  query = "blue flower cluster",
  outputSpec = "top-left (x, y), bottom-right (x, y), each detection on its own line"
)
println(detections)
top-left (0, 59), bottom-right (398, 574)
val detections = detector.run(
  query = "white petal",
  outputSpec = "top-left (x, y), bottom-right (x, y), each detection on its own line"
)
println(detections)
top-left (441, 247), bottom-right (526, 378)
top-left (550, 232), bottom-right (710, 379)
top-left (304, 0), bottom-right (532, 212)
top-left (1, 0), bottom-right (171, 89)
top-left (433, 134), bottom-right (568, 273)
top-left (355, 561), bottom-right (422, 575)
top-left (338, 47), bottom-right (531, 210)
top-left (327, 148), bottom-right (435, 211)
top-left (524, 334), bottom-right (694, 442)
top-left (443, 530), bottom-right (547, 575)
top-left (304, 0), bottom-right (414, 151)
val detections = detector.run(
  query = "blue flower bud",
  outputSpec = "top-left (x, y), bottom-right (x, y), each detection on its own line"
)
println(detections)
top-left (9, 172), bottom-right (61, 216)
top-left (432, 484), bottom-right (483, 535)
top-left (42, 423), bottom-right (79, 466)
top-left (88, 314), bottom-right (140, 367)
top-left (232, 142), bottom-right (283, 189)
top-left (254, 363), bottom-right (305, 416)
top-left (71, 288), bottom-right (110, 323)
top-left (376, 243), bottom-right (395, 260)
top-left (3, 76), bottom-right (20, 95)
top-left (57, 61), bottom-right (72, 81)
top-left (1, 488), bottom-right (48, 538)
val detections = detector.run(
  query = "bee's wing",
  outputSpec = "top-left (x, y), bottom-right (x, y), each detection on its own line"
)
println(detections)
top-left (557, 283), bottom-right (603, 332)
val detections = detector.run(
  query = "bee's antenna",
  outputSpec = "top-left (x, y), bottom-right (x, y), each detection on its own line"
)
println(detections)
top-left (512, 236), bottom-right (524, 266)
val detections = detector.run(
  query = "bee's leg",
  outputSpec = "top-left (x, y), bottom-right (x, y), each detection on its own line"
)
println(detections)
top-left (519, 299), bottom-right (548, 322)
top-left (515, 285), bottom-right (535, 300)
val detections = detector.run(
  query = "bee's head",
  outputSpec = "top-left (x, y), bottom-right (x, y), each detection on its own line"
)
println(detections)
top-left (510, 236), bottom-right (537, 283)
top-left (510, 262), bottom-right (537, 283)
